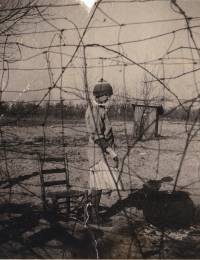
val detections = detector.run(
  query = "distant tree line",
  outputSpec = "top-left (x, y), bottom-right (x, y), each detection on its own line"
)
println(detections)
top-left (165, 106), bottom-right (200, 122)
top-left (0, 101), bottom-right (85, 120)
top-left (0, 101), bottom-right (134, 121)
top-left (0, 101), bottom-right (199, 122)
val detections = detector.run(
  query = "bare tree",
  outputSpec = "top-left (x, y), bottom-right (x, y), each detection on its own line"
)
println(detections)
top-left (0, 0), bottom-right (44, 101)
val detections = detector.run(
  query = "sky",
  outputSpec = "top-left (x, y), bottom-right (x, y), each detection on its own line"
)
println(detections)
top-left (1, 0), bottom-right (200, 107)
top-left (80, 0), bottom-right (96, 9)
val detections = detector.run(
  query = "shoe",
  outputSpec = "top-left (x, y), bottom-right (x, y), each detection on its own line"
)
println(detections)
top-left (98, 214), bottom-right (113, 226)
top-left (88, 213), bottom-right (112, 226)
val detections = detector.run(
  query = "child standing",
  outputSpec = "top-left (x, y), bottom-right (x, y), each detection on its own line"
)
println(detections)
top-left (85, 79), bottom-right (122, 224)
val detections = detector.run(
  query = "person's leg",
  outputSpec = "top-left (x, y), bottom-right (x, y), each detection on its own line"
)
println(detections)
top-left (90, 189), bottom-right (102, 224)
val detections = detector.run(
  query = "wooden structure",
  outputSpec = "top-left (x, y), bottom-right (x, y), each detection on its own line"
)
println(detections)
top-left (38, 155), bottom-right (88, 219)
top-left (131, 101), bottom-right (164, 139)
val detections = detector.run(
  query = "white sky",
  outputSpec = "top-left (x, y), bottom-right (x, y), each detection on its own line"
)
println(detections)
top-left (1, 0), bottom-right (200, 106)
top-left (80, 0), bottom-right (96, 9)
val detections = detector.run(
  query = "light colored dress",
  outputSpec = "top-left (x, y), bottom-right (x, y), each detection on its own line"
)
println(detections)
top-left (85, 102), bottom-right (122, 190)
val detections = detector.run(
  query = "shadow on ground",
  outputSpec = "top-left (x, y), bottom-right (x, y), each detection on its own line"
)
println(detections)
top-left (0, 187), bottom-right (200, 258)
top-left (0, 202), bottom-right (101, 259)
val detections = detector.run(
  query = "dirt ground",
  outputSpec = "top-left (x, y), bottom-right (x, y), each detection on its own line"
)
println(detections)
top-left (0, 119), bottom-right (200, 258)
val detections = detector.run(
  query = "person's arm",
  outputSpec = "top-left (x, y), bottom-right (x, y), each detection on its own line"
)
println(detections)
top-left (103, 112), bottom-right (119, 167)
top-left (106, 147), bottom-right (119, 168)
top-left (104, 111), bottom-right (114, 147)
top-left (85, 106), bottom-right (108, 152)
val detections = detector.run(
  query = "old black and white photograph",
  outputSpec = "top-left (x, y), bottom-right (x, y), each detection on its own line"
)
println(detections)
top-left (0, 0), bottom-right (200, 258)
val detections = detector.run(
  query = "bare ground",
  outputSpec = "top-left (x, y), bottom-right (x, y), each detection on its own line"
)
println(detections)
top-left (0, 119), bottom-right (200, 258)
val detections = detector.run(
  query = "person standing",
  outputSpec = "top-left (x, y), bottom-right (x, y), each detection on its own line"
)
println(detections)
top-left (85, 79), bottom-right (122, 224)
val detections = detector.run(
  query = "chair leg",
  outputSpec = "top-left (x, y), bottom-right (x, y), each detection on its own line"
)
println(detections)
top-left (66, 196), bottom-right (70, 218)
top-left (52, 197), bottom-right (58, 214)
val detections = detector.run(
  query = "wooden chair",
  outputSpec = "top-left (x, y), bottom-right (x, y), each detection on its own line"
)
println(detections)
top-left (38, 154), bottom-right (88, 220)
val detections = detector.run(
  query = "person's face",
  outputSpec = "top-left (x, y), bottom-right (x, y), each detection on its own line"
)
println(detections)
top-left (96, 95), bottom-right (110, 104)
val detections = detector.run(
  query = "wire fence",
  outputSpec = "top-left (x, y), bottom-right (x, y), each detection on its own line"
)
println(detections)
top-left (0, 0), bottom-right (200, 258)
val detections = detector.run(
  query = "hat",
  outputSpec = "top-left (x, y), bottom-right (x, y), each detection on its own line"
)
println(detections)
top-left (93, 78), bottom-right (113, 98)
